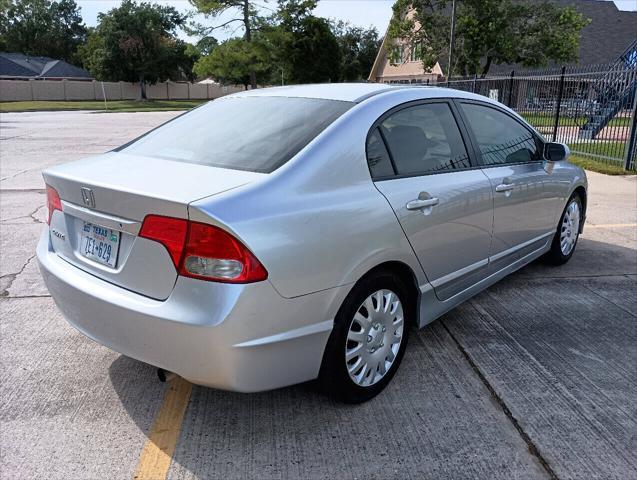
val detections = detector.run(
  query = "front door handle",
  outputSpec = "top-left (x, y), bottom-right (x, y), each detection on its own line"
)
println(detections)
top-left (406, 197), bottom-right (440, 210)
top-left (495, 183), bottom-right (515, 193)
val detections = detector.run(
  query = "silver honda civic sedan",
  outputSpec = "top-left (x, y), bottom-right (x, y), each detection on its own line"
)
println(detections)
top-left (37, 84), bottom-right (587, 403)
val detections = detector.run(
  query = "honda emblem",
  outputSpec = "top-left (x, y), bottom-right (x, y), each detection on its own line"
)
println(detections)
top-left (80, 187), bottom-right (95, 208)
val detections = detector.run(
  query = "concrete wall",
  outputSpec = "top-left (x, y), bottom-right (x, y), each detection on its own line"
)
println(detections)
top-left (146, 82), bottom-right (168, 100)
top-left (31, 80), bottom-right (64, 101)
top-left (0, 79), bottom-right (244, 102)
top-left (121, 82), bottom-right (139, 100)
top-left (168, 82), bottom-right (189, 100)
top-left (188, 83), bottom-right (208, 99)
top-left (66, 80), bottom-right (95, 100)
top-left (94, 81), bottom-right (122, 101)
top-left (0, 80), bottom-right (33, 101)
top-left (209, 84), bottom-right (244, 98)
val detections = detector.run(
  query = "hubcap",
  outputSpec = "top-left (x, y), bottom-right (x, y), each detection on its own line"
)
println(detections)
top-left (345, 289), bottom-right (404, 387)
top-left (560, 200), bottom-right (580, 256)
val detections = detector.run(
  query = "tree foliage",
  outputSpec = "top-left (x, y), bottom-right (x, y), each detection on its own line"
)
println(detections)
top-left (189, 0), bottom-right (262, 88)
top-left (388, 0), bottom-right (590, 77)
top-left (79, 0), bottom-right (192, 98)
top-left (182, 43), bottom-right (202, 82)
top-left (194, 0), bottom-right (347, 86)
top-left (194, 37), bottom-right (271, 87)
top-left (0, 0), bottom-right (87, 63)
top-left (270, 0), bottom-right (341, 84)
top-left (196, 36), bottom-right (219, 55)
top-left (332, 21), bottom-right (382, 81)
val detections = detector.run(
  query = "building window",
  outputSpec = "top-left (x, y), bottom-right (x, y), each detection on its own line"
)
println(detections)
top-left (389, 45), bottom-right (405, 65)
top-left (410, 42), bottom-right (422, 62)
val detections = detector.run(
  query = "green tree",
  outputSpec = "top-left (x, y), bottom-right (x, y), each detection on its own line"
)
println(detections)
top-left (332, 21), bottom-right (381, 82)
top-left (389, 0), bottom-right (590, 77)
top-left (269, 0), bottom-right (341, 84)
top-left (193, 0), bottom-right (342, 86)
top-left (189, 0), bottom-right (263, 88)
top-left (194, 37), bottom-right (271, 88)
top-left (183, 43), bottom-right (202, 82)
top-left (0, 0), bottom-right (87, 63)
top-left (79, 0), bottom-right (191, 99)
top-left (196, 36), bottom-right (219, 55)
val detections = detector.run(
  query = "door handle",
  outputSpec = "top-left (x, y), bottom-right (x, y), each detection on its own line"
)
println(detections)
top-left (495, 183), bottom-right (515, 193)
top-left (406, 197), bottom-right (439, 210)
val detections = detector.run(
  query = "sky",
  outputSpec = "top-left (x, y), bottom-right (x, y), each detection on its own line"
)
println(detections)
top-left (76, 0), bottom-right (637, 42)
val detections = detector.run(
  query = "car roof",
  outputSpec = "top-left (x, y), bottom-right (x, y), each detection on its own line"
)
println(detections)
top-left (227, 83), bottom-right (485, 104)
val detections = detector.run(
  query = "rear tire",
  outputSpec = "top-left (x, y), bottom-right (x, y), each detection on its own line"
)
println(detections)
top-left (318, 271), bottom-right (413, 403)
top-left (546, 193), bottom-right (582, 265)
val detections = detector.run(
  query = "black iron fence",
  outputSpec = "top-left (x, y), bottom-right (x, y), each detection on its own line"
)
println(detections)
top-left (438, 60), bottom-right (637, 171)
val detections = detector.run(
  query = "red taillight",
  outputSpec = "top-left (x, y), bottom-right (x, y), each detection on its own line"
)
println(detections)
top-left (46, 184), bottom-right (62, 225)
top-left (139, 215), bottom-right (188, 267)
top-left (180, 222), bottom-right (268, 283)
top-left (139, 215), bottom-right (268, 284)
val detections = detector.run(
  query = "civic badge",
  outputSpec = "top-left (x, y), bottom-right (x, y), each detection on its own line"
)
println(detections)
top-left (51, 229), bottom-right (65, 240)
top-left (80, 187), bottom-right (95, 209)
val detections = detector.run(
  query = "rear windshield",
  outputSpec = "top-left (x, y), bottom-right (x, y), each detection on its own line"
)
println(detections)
top-left (121, 96), bottom-right (354, 173)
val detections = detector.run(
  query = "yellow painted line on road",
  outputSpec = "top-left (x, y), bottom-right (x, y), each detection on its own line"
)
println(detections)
top-left (587, 223), bottom-right (637, 229)
top-left (134, 376), bottom-right (192, 480)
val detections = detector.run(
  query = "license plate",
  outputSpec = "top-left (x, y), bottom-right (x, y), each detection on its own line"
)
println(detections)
top-left (80, 222), bottom-right (120, 268)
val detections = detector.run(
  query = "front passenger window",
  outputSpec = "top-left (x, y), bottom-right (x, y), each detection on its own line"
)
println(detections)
top-left (460, 103), bottom-right (542, 165)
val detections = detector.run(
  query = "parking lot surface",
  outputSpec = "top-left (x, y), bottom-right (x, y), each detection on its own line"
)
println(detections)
top-left (1, 111), bottom-right (636, 480)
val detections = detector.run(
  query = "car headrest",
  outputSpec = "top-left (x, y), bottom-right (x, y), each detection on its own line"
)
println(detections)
top-left (387, 125), bottom-right (427, 174)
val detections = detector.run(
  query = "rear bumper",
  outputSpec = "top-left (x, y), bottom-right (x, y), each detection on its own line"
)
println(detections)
top-left (37, 231), bottom-right (342, 392)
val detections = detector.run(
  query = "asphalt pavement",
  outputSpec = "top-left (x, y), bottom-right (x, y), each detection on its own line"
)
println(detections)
top-left (1, 110), bottom-right (635, 480)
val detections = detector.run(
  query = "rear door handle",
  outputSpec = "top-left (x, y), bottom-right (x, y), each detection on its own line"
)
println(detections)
top-left (495, 183), bottom-right (515, 193)
top-left (406, 197), bottom-right (439, 210)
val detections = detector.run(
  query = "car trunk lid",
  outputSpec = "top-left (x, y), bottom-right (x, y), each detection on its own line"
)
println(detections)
top-left (43, 152), bottom-right (265, 300)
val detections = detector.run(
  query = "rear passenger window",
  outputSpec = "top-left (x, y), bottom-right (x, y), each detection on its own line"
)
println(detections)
top-left (460, 103), bottom-right (542, 165)
top-left (379, 103), bottom-right (471, 176)
top-left (366, 128), bottom-right (395, 178)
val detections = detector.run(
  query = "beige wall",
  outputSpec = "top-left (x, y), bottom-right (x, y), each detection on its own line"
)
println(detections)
top-left (168, 82), bottom-right (189, 100)
top-left (0, 80), bottom-right (33, 101)
top-left (0, 79), bottom-right (245, 102)
top-left (31, 80), bottom-right (64, 101)
top-left (188, 83), bottom-right (208, 99)
top-left (94, 81), bottom-right (122, 101)
top-left (121, 82), bottom-right (139, 100)
top-left (65, 80), bottom-right (95, 100)
top-left (146, 82), bottom-right (168, 100)
top-left (208, 84), bottom-right (244, 99)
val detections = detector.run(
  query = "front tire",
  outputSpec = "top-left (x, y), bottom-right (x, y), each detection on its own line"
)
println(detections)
top-left (547, 194), bottom-right (582, 265)
top-left (319, 271), bottom-right (413, 403)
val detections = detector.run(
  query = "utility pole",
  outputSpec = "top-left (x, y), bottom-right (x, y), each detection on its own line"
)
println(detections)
top-left (446, 0), bottom-right (457, 85)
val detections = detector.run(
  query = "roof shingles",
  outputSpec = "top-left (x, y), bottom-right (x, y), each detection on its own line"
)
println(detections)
top-left (0, 52), bottom-right (92, 79)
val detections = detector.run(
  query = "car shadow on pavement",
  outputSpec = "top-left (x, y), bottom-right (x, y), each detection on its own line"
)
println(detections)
top-left (513, 236), bottom-right (636, 279)
top-left (107, 355), bottom-right (167, 421)
top-left (107, 328), bottom-right (548, 479)
top-left (107, 354), bottom-right (325, 439)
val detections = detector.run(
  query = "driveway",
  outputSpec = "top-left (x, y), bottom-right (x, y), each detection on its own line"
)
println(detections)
top-left (1, 111), bottom-right (636, 480)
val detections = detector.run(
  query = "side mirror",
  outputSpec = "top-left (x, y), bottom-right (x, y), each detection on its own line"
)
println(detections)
top-left (544, 142), bottom-right (570, 162)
